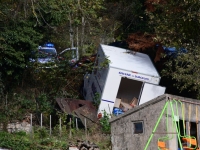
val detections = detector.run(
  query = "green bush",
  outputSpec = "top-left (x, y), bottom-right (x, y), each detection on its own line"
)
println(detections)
top-left (0, 131), bottom-right (31, 150)
top-left (99, 111), bottom-right (111, 133)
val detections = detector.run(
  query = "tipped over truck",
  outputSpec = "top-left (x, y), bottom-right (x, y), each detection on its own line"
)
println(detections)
top-left (82, 44), bottom-right (166, 117)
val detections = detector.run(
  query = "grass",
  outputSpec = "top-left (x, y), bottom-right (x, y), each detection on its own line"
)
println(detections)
top-left (0, 125), bottom-right (111, 150)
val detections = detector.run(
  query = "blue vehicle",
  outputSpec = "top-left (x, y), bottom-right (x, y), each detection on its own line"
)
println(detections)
top-left (30, 42), bottom-right (57, 64)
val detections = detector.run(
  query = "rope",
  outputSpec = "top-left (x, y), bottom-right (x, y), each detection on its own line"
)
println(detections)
top-left (196, 105), bottom-right (199, 148)
top-left (182, 103), bottom-right (186, 136)
top-left (196, 105), bottom-right (198, 124)
top-left (189, 104), bottom-right (191, 136)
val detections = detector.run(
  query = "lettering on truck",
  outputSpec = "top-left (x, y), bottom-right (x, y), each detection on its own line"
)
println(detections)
top-left (119, 71), bottom-right (150, 81)
top-left (134, 75), bottom-right (149, 81)
top-left (119, 72), bottom-right (131, 76)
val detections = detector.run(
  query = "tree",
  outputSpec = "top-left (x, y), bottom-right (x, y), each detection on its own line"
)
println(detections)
top-left (0, 1), bottom-right (43, 90)
top-left (145, 0), bottom-right (200, 98)
top-left (31, 0), bottom-right (106, 54)
top-left (103, 0), bottom-right (152, 40)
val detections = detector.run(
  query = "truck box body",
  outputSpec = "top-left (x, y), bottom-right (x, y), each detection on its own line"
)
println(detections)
top-left (83, 44), bottom-right (165, 115)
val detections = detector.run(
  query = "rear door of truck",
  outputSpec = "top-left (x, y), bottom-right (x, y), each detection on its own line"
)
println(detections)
top-left (138, 83), bottom-right (166, 105)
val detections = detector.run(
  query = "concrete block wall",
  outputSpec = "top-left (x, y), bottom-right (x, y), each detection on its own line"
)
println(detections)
top-left (110, 95), bottom-right (167, 150)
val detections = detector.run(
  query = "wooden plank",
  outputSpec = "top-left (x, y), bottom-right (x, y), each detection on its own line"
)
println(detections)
top-left (130, 97), bottom-right (138, 107)
top-left (114, 98), bottom-right (121, 108)
top-left (120, 101), bottom-right (133, 111)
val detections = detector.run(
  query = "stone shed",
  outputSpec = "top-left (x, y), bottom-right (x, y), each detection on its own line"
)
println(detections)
top-left (109, 94), bottom-right (200, 150)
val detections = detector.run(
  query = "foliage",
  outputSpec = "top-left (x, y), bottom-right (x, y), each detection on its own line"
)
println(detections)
top-left (0, 130), bottom-right (66, 150)
top-left (36, 93), bottom-right (52, 114)
top-left (126, 32), bottom-right (161, 62)
top-left (0, 0), bottom-right (120, 113)
top-left (146, 0), bottom-right (200, 45)
top-left (100, 111), bottom-right (111, 133)
top-left (0, 0), bottom-right (107, 91)
top-left (103, 0), bottom-right (152, 40)
top-left (0, 131), bottom-right (31, 150)
top-left (0, 56), bottom-right (86, 126)
top-left (0, 73), bottom-right (5, 122)
top-left (93, 92), bottom-right (101, 108)
top-left (100, 57), bottom-right (110, 68)
top-left (32, 0), bottom-right (107, 53)
top-left (162, 46), bottom-right (200, 98)
top-left (0, 93), bottom-right (35, 125)
top-left (0, 21), bottom-right (42, 90)
top-left (0, 125), bottom-right (111, 149)
top-left (126, 32), bottom-right (155, 51)
top-left (146, 0), bottom-right (200, 98)
top-left (35, 127), bottom-right (49, 140)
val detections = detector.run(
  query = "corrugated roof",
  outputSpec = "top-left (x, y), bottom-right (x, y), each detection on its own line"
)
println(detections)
top-left (56, 98), bottom-right (98, 128)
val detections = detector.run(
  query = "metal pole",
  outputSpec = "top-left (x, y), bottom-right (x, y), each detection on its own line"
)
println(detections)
top-left (170, 101), bottom-right (183, 150)
top-left (144, 101), bottom-right (169, 150)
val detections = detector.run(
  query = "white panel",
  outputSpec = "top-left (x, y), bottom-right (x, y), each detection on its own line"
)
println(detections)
top-left (118, 70), bottom-right (159, 84)
top-left (100, 44), bottom-right (160, 77)
top-left (98, 68), bottom-right (122, 114)
top-left (139, 83), bottom-right (166, 105)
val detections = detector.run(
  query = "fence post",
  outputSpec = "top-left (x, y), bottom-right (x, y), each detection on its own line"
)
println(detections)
top-left (76, 118), bottom-right (78, 130)
top-left (69, 118), bottom-right (72, 138)
top-left (59, 118), bottom-right (61, 137)
top-left (85, 118), bottom-right (88, 144)
top-left (41, 113), bottom-right (42, 128)
top-left (49, 115), bottom-right (51, 136)
top-left (30, 114), bottom-right (33, 139)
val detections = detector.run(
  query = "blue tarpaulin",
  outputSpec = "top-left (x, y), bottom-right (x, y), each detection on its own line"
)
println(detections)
top-left (162, 46), bottom-right (187, 57)
top-left (113, 107), bottom-right (124, 116)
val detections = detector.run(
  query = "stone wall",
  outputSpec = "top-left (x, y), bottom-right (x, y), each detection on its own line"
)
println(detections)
top-left (0, 120), bottom-right (31, 133)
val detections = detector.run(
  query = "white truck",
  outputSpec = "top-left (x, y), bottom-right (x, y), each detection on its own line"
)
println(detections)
top-left (83, 44), bottom-right (165, 116)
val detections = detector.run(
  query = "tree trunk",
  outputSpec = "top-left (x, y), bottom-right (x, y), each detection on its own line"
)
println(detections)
top-left (81, 16), bottom-right (85, 54)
